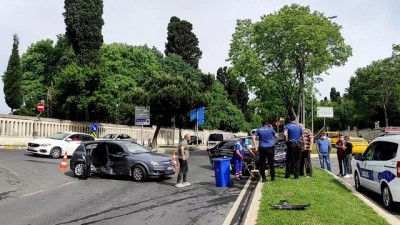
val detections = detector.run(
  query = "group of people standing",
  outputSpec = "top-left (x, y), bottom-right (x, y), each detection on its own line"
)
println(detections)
top-left (174, 116), bottom-right (354, 188)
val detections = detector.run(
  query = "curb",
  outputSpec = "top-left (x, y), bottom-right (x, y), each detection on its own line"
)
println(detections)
top-left (0, 145), bottom-right (26, 150)
top-left (242, 181), bottom-right (263, 225)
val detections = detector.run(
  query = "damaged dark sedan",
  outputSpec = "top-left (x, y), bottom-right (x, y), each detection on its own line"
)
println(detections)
top-left (70, 140), bottom-right (175, 181)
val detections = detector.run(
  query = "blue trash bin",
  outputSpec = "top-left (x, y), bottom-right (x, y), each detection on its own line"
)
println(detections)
top-left (212, 157), bottom-right (232, 187)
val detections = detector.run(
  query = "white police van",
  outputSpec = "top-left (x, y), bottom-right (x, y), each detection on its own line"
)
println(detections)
top-left (354, 135), bottom-right (400, 209)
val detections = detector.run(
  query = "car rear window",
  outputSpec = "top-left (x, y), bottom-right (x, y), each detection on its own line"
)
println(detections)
top-left (350, 138), bottom-right (367, 143)
top-left (209, 134), bottom-right (223, 142)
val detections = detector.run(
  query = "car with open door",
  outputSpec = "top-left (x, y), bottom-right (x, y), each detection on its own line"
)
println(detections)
top-left (70, 140), bottom-right (175, 181)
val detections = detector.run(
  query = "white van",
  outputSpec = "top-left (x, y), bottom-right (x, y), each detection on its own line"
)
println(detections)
top-left (207, 133), bottom-right (236, 149)
top-left (354, 135), bottom-right (400, 209)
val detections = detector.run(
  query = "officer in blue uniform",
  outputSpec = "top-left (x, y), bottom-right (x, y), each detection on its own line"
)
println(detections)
top-left (252, 118), bottom-right (278, 182)
top-left (284, 115), bottom-right (304, 179)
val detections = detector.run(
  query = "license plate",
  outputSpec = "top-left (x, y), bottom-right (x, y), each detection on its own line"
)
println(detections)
top-left (167, 166), bottom-right (173, 170)
top-left (27, 146), bottom-right (35, 150)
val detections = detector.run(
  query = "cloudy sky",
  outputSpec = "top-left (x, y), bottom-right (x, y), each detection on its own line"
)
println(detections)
top-left (1, 0), bottom-right (399, 114)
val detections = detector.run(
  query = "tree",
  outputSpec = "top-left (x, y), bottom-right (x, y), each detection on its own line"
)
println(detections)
top-left (63, 0), bottom-right (104, 65)
top-left (236, 81), bottom-right (249, 114)
top-left (348, 55), bottom-right (400, 127)
top-left (165, 16), bottom-right (202, 68)
top-left (229, 4), bottom-right (352, 121)
top-left (216, 67), bottom-right (239, 105)
top-left (3, 34), bottom-right (23, 113)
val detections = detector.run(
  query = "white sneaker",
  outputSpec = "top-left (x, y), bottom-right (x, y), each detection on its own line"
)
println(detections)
top-left (343, 174), bottom-right (351, 179)
top-left (175, 183), bottom-right (184, 188)
top-left (350, 174), bottom-right (353, 178)
top-left (182, 182), bottom-right (191, 186)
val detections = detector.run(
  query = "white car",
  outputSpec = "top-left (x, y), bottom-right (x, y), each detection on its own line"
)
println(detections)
top-left (354, 135), bottom-right (400, 209)
top-left (27, 132), bottom-right (95, 158)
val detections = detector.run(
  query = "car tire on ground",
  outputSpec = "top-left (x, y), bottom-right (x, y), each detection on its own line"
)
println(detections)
top-left (209, 155), bottom-right (214, 165)
top-left (382, 184), bottom-right (394, 209)
top-left (131, 165), bottom-right (147, 182)
top-left (354, 172), bottom-right (364, 192)
top-left (50, 147), bottom-right (62, 158)
top-left (73, 162), bottom-right (88, 178)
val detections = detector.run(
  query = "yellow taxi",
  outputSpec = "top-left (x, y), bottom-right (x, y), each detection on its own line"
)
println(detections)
top-left (348, 136), bottom-right (369, 154)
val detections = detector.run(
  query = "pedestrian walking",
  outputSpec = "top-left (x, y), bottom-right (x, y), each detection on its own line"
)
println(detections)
top-left (284, 115), bottom-right (304, 179)
top-left (335, 134), bottom-right (346, 177)
top-left (175, 134), bottom-right (191, 188)
top-left (316, 132), bottom-right (331, 171)
top-left (252, 118), bottom-right (278, 182)
top-left (233, 138), bottom-right (248, 180)
top-left (343, 136), bottom-right (353, 178)
top-left (300, 124), bottom-right (314, 177)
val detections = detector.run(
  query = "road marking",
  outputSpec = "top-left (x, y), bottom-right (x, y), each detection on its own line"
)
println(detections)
top-left (21, 190), bottom-right (46, 197)
top-left (58, 181), bottom-right (75, 187)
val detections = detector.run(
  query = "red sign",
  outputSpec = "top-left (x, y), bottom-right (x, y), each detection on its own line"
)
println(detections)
top-left (37, 103), bottom-right (45, 112)
top-left (276, 121), bottom-right (280, 127)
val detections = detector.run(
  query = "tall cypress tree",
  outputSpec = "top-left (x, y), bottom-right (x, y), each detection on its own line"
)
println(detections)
top-left (63, 0), bottom-right (104, 65)
top-left (2, 34), bottom-right (23, 113)
top-left (165, 16), bottom-right (202, 68)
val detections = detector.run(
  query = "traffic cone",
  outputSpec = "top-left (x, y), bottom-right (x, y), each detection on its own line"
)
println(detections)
top-left (172, 152), bottom-right (179, 171)
top-left (58, 151), bottom-right (68, 171)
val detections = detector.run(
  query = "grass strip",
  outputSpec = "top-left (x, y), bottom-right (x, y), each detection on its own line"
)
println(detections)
top-left (257, 168), bottom-right (389, 225)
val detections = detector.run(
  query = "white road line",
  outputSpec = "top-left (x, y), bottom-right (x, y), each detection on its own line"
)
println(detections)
top-left (21, 190), bottom-right (46, 197)
top-left (58, 181), bottom-right (75, 187)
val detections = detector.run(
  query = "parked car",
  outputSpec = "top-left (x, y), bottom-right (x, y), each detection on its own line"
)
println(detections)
top-left (326, 131), bottom-right (339, 147)
top-left (99, 133), bottom-right (137, 143)
top-left (27, 132), bottom-right (95, 158)
top-left (348, 136), bottom-right (369, 154)
top-left (188, 135), bottom-right (203, 145)
top-left (69, 140), bottom-right (175, 181)
top-left (353, 135), bottom-right (400, 209)
top-left (207, 133), bottom-right (236, 149)
top-left (207, 136), bottom-right (286, 173)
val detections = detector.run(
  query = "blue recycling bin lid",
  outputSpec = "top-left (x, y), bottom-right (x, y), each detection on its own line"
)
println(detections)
top-left (212, 157), bottom-right (232, 162)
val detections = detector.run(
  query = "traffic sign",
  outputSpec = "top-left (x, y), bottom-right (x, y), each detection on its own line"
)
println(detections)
top-left (135, 106), bottom-right (150, 125)
top-left (276, 121), bottom-right (280, 127)
top-left (317, 107), bottom-right (334, 118)
top-left (190, 107), bottom-right (205, 126)
top-left (37, 103), bottom-right (45, 112)
top-left (91, 124), bottom-right (98, 132)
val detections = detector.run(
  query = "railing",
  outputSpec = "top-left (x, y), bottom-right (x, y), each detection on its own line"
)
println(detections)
top-left (0, 114), bottom-right (246, 146)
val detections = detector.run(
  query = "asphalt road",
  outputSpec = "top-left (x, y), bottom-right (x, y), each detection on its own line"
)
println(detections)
top-left (310, 154), bottom-right (400, 221)
top-left (0, 149), bottom-right (247, 225)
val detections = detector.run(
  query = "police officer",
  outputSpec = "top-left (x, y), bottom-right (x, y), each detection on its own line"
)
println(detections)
top-left (252, 118), bottom-right (278, 182)
top-left (284, 115), bottom-right (304, 179)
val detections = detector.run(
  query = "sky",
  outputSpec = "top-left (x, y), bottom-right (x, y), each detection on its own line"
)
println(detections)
top-left (1, 0), bottom-right (399, 114)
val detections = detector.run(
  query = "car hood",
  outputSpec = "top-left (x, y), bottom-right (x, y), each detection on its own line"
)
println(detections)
top-left (134, 152), bottom-right (171, 161)
top-left (28, 138), bottom-right (62, 144)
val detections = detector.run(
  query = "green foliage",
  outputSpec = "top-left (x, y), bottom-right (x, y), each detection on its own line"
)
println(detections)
top-left (3, 34), bottom-right (23, 112)
top-left (165, 16), bottom-right (202, 68)
top-left (347, 54), bottom-right (400, 127)
top-left (64, 0), bottom-right (104, 65)
top-left (229, 4), bottom-right (352, 118)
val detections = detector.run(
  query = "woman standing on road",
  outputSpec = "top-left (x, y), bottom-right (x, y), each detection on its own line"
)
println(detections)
top-left (343, 136), bottom-right (353, 178)
top-left (335, 134), bottom-right (346, 177)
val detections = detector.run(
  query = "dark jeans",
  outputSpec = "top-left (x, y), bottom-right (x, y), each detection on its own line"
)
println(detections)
top-left (285, 142), bottom-right (302, 177)
top-left (177, 159), bottom-right (188, 183)
top-left (300, 151), bottom-right (313, 176)
top-left (337, 155), bottom-right (345, 176)
top-left (259, 147), bottom-right (275, 180)
top-left (344, 154), bottom-right (353, 175)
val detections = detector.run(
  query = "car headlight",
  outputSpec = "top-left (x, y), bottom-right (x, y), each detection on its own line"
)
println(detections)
top-left (40, 143), bottom-right (52, 147)
top-left (149, 161), bottom-right (161, 166)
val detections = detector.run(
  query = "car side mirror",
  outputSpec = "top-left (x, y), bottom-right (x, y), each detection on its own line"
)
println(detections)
top-left (66, 138), bottom-right (72, 142)
top-left (353, 154), bottom-right (363, 161)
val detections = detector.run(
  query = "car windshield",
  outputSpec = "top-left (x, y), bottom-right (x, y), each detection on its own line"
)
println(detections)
top-left (103, 134), bottom-right (117, 139)
top-left (209, 134), bottom-right (223, 141)
top-left (350, 138), bottom-right (367, 143)
top-left (48, 132), bottom-right (70, 140)
top-left (123, 142), bottom-right (150, 154)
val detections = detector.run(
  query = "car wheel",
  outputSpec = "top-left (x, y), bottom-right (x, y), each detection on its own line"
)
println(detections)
top-left (382, 185), bottom-right (394, 209)
top-left (209, 155), bottom-right (214, 165)
top-left (73, 162), bottom-right (87, 178)
top-left (354, 172), bottom-right (364, 192)
top-left (131, 165), bottom-right (147, 182)
top-left (50, 147), bottom-right (62, 158)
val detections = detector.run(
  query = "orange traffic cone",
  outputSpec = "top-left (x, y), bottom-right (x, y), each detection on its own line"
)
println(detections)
top-left (58, 151), bottom-right (68, 171)
top-left (172, 152), bottom-right (179, 171)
